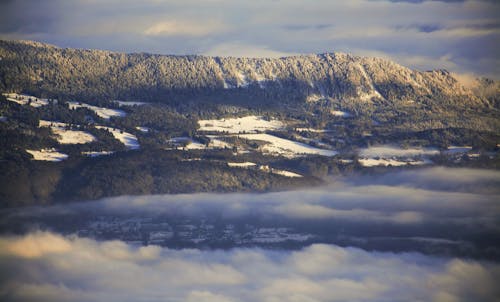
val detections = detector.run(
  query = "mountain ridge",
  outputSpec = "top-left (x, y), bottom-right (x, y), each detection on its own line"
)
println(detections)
top-left (0, 39), bottom-right (498, 135)
top-left (0, 39), bottom-right (494, 106)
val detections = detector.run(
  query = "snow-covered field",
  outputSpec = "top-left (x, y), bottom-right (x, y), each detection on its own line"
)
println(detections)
top-left (239, 133), bottom-right (337, 158)
top-left (227, 162), bottom-right (302, 177)
top-left (3, 93), bottom-right (50, 108)
top-left (168, 137), bottom-right (206, 150)
top-left (357, 145), bottom-right (437, 167)
top-left (359, 145), bottom-right (439, 158)
top-left (446, 146), bottom-right (473, 154)
top-left (68, 101), bottom-right (126, 119)
top-left (295, 128), bottom-right (333, 133)
top-left (39, 120), bottom-right (95, 144)
top-left (227, 162), bottom-right (257, 168)
top-left (95, 126), bottom-right (139, 150)
top-left (271, 169), bottom-right (303, 178)
top-left (206, 135), bottom-right (232, 149)
top-left (26, 148), bottom-right (68, 161)
top-left (113, 100), bottom-right (147, 107)
top-left (359, 158), bottom-right (428, 167)
top-left (331, 110), bottom-right (350, 117)
top-left (81, 151), bottom-right (114, 157)
top-left (198, 115), bottom-right (284, 133)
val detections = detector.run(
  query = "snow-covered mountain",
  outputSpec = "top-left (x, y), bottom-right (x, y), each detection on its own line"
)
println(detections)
top-left (0, 40), bottom-right (496, 109)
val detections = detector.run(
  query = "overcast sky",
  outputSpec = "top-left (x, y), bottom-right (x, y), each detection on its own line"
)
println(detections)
top-left (0, 0), bottom-right (499, 78)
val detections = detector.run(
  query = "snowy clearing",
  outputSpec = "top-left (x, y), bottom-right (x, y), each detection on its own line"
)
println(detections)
top-left (359, 145), bottom-right (439, 158)
top-left (306, 94), bottom-right (325, 102)
top-left (295, 128), bottom-right (333, 133)
top-left (95, 126), bottom-right (139, 150)
top-left (271, 169), bottom-right (303, 178)
top-left (238, 133), bottom-right (337, 158)
top-left (113, 100), bottom-right (147, 107)
top-left (359, 158), bottom-right (429, 167)
top-left (227, 162), bottom-right (257, 168)
top-left (68, 101), bottom-right (126, 119)
top-left (446, 146), bottom-right (473, 154)
top-left (207, 136), bottom-right (232, 149)
top-left (331, 110), bottom-right (350, 117)
top-left (198, 115), bottom-right (284, 133)
top-left (168, 137), bottom-right (206, 150)
top-left (39, 120), bottom-right (95, 144)
top-left (3, 93), bottom-right (50, 108)
top-left (26, 148), bottom-right (68, 161)
top-left (135, 126), bottom-right (149, 133)
top-left (81, 151), bottom-right (114, 157)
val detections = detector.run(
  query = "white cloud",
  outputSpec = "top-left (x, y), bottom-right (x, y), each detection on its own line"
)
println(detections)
top-left (204, 42), bottom-right (298, 58)
top-left (144, 20), bottom-right (226, 36)
top-left (1, 0), bottom-right (498, 76)
top-left (1, 232), bottom-right (499, 302)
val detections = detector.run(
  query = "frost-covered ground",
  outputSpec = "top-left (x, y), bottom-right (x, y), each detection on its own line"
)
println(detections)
top-left (39, 120), bottom-right (95, 145)
top-left (26, 148), bottom-right (68, 161)
top-left (95, 126), bottom-right (139, 150)
top-left (68, 101), bottom-right (126, 119)
top-left (198, 115), bottom-right (284, 133)
top-left (239, 133), bottom-right (337, 158)
top-left (3, 93), bottom-right (50, 108)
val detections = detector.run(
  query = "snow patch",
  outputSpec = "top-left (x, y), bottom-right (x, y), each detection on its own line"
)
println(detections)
top-left (198, 115), bottom-right (284, 134)
top-left (39, 120), bottom-right (95, 145)
top-left (135, 126), bottom-right (149, 133)
top-left (95, 126), bottom-right (139, 150)
top-left (356, 63), bottom-right (385, 101)
top-left (331, 110), bottom-right (351, 117)
top-left (271, 169), bottom-right (303, 178)
top-left (359, 158), bottom-right (429, 167)
top-left (239, 133), bottom-right (337, 158)
top-left (82, 151), bottom-right (114, 157)
top-left (207, 136), bottom-right (232, 149)
top-left (169, 137), bottom-right (206, 150)
top-left (26, 148), bottom-right (68, 161)
top-left (227, 162), bottom-right (257, 168)
top-left (359, 145), bottom-right (439, 158)
top-left (113, 100), bottom-right (147, 107)
top-left (446, 146), bottom-right (473, 154)
top-left (295, 128), bottom-right (333, 133)
top-left (3, 93), bottom-right (50, 108)
top-left (306, 94), bottom-right (324, 102)
top-left (68, 102), bottom-right (126, 119)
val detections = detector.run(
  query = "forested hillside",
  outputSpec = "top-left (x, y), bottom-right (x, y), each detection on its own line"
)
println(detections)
top-left (0, 40), bottom-right (498, 133)
top-left (0, 40), bottom-right (499, 207)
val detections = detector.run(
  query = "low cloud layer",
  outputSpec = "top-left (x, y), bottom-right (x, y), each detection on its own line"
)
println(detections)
top-left (1, 231), bottom-right (499, 302)
top-left (0, 167), bottom-right (499, 300)
top-left (2, 167), bottom-right (499, 259)
top-left (0, 0), bottom-right (498, 77)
